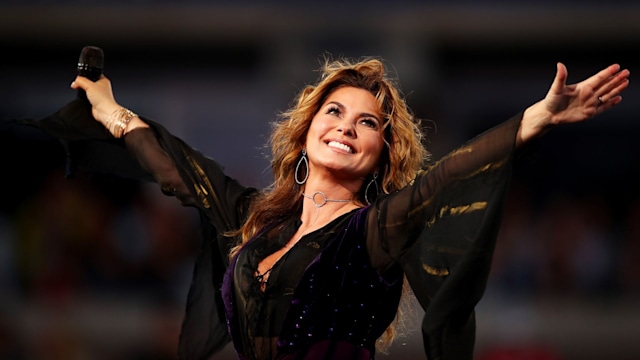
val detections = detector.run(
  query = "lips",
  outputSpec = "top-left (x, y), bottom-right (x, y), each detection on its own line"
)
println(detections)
top-left (327, 140), bottom-right (354, 153)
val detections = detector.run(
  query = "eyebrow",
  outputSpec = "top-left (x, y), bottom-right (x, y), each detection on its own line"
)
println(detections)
top-left (327, 101), bottom-right (382, 124)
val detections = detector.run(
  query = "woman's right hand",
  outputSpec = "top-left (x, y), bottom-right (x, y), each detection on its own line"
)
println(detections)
top-left (70, 75), bottom-right (122, 127)
top-left (70, 75), bottom-right (148, 136)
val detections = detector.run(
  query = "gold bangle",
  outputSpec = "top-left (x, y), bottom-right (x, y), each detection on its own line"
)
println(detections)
top-left (106, 107), bottom-right (137, 138)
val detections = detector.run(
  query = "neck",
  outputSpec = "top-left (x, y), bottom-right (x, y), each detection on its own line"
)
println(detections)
top-left (302, 191), bottom-right (352, 208)
top-left (298, 172), bottom-right (364, 225)
top-left (302, 172), bottom-right (363, 201)
top-left (299, 185), bottom-right (359, 228)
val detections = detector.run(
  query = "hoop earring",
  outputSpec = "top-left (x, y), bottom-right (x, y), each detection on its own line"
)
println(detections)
top-left (295, 148), bottom-right (309, 185)
top-left (364, 172), bottom-right (379, 205)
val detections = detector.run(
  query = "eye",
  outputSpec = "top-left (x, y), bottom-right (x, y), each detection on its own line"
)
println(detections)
top-left (360, 118), bottom-right (379, 129)
top-left (327, 106), bottom-right (341, 116)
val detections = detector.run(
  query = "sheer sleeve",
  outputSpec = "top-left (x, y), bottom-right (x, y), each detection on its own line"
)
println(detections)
top-left (122, 120), bottom-right (258, 360)
top-left (123, 128), bottom-right (194, 205)
top-left (122, 122), bottom-right (257, 234)
top-left (11, 98), bottom-right (257, 359)
top-left (367, 113), bottom-right (522, 360)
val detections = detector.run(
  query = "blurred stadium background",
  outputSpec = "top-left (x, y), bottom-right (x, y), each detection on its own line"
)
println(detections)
top-left (1, 2), bottom-right (639, 359)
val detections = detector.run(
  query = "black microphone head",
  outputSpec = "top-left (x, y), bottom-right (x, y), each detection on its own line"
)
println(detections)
top-left (77, 46), bottom-right (104, 81)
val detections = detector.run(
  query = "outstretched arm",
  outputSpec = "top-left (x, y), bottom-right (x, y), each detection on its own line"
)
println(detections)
top-left (368, 62), bottom-right (631, 272)
top-left (517, 62), bottom-right (630, 147)
top-left (71, 74), bottom-right (253, 358)
top-left (71, 74), bottom-right (149, 136)
top-left (372, 63), bottom-right (629, 360)
top-left (69, 74), bottom-right (256, 232)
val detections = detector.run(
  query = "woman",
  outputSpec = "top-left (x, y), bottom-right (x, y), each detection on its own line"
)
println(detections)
top-left (24, 57), bottom-right (628, 359)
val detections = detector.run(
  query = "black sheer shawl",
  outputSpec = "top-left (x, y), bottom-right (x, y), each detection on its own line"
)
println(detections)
top-left (4, 98), bottom-right (521, 360)
top-left (8, 98), bottom-right (257, 359)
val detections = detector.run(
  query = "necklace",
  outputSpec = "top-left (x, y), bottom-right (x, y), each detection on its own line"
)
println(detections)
top-left (302, 191), bottom-right (352, 208)
top-left (301, 190), bottom-right (353, 231)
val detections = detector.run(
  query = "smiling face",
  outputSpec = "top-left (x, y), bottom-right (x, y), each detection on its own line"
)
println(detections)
top-left (304, 86), bottom-right (385, 183)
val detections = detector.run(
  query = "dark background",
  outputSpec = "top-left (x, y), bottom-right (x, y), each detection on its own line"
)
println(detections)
top-left (1, 2), bottom-right (639, 359)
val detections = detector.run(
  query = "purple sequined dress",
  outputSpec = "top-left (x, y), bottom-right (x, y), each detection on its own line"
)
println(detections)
top-left (222, 207), bottom-right (404, 359)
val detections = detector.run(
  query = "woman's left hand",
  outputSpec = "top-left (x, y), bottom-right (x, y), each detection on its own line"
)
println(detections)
top-left (519, 62), bottom-right (630, 145)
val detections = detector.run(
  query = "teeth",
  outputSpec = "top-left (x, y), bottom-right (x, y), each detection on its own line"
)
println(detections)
top-left (328, 141), bottom-right (353, 153)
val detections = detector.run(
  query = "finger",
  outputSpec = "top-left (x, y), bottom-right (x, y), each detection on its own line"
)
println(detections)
top-left (549, 62), bottom-right (568, 93)
top-left (596, 95), bottom-right (623, 114)
top-left (585, 64), bottom-right (622, 89)
top-left (596, 71), bottom-right (630, 102)
top-left (596, 79), bottom-right (627, 113)
top-left (70, 75), bottom-right (92, 90)
top-left (605, 80), bottom-right (630, 104)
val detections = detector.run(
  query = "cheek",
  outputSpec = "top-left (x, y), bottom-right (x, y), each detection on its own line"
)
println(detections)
top-left (371, 135), bottom-right (385, 156)
top-left (305, 119), bottom-right (320, 144)
top-left (307, 117), bottom-right (329, 138)
top-left (365, 137), bottom-right (385, 163)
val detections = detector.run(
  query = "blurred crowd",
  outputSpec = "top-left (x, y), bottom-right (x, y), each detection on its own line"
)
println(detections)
top-left (492, 178), bottom-right (640, 300)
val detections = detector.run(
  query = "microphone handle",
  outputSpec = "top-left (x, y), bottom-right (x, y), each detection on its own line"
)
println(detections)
top-left (76, 46), bottom-right (104, 100)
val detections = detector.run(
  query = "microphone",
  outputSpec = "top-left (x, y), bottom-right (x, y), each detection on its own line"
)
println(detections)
top-left (76, 45), bottom-right (104, 99)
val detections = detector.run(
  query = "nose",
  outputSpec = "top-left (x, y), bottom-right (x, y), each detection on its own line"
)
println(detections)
top-left (337, 121), bottom-right (356, 138)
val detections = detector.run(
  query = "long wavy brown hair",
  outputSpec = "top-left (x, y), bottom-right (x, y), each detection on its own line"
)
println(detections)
top-left (231, 56), bottom-right (429, 350)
